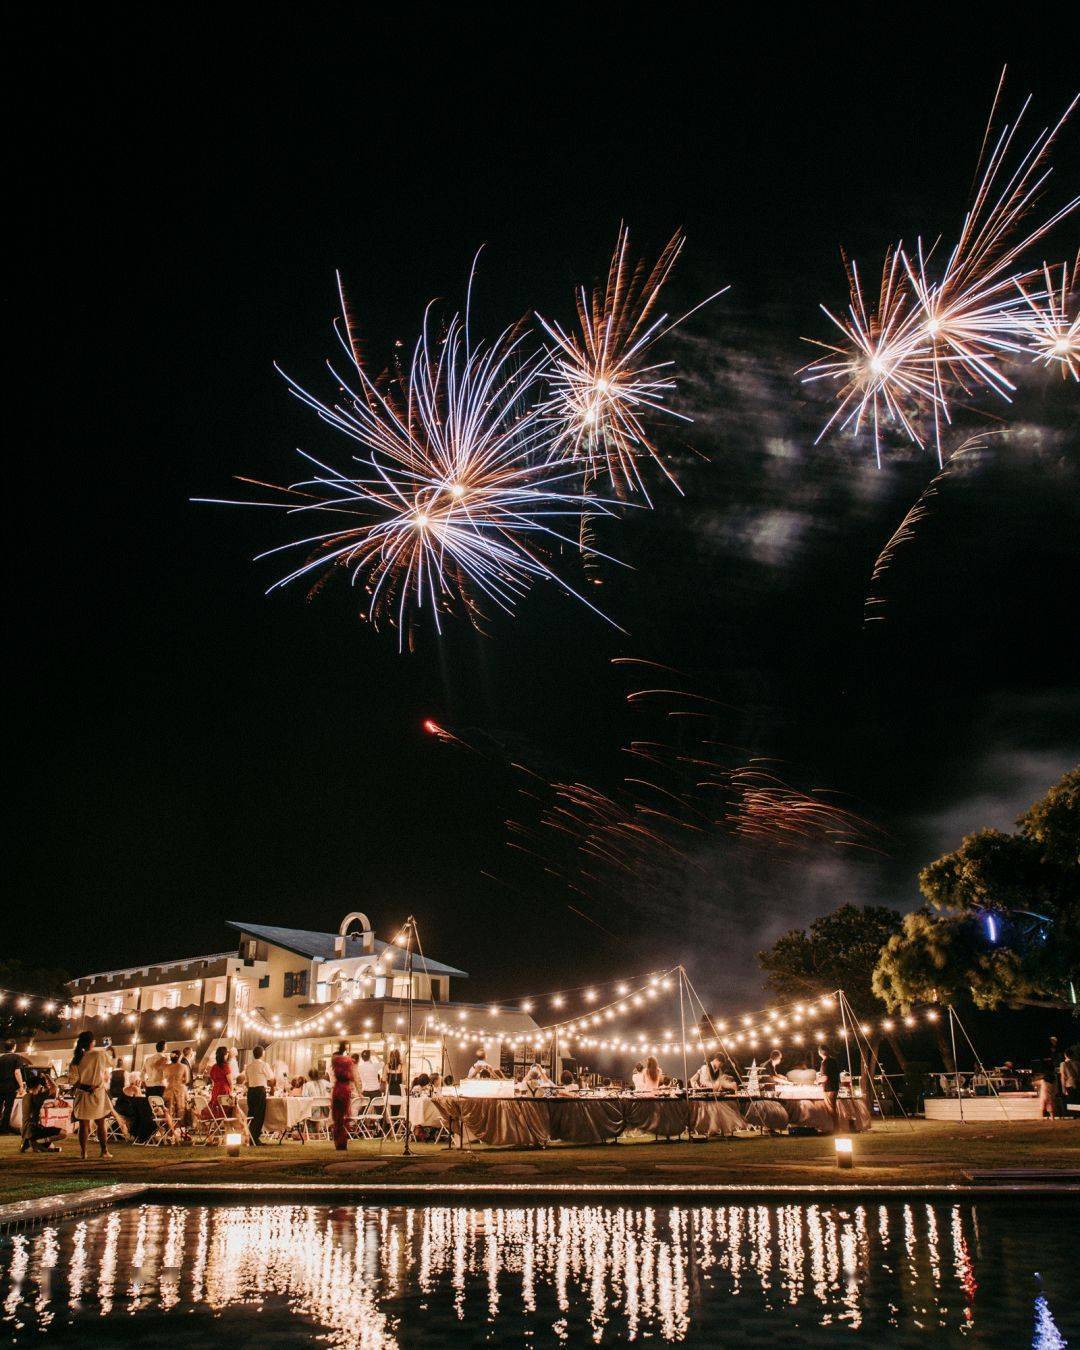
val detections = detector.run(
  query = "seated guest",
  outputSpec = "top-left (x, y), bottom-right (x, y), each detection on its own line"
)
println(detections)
top-left (786, 1057), bottom-right (819, 1085)
top-left (558, 1070), bottom-right (579, 1094)
top-left (108, 1061), bottom-right (127, 1100)
top-left (637, 1057), bottom-right (663, 1094)
top-left (762, 1049), bottom-right (787, 1084)
top-left (442, 1074), bottom-right (456, 1093)
top-left (410, 1074), bottom-right (431, 1096)
top-left (523, 1059), bottom-right (555, 1093)
top-left (690, 1054), bottom-right (737, 1092)
top-left (288, 1076), bottom-right (305, 1097)
top-left (429, 1073), bottom-right (443, 1094)
top-left (631, 1062), bottom-right (647, 1092)
top-left (115, 1077), bottom-right (158, 1142)
top-left (468, 1050), bottom-right (494, 1080)
top-left (302, 1068), bottom-right (325, 1098)
top-left (19, 1068), bottom-right (63, 1154)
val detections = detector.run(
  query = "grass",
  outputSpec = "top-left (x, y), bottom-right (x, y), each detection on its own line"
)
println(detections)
top-left (2, 1119), bottom-right (1078, 1206)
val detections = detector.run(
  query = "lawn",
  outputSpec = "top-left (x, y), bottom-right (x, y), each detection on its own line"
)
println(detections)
top-left (2, 1119), bottom-right (1078, 1206)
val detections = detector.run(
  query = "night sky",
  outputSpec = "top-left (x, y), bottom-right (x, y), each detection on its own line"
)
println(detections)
top-left (15, 14), bottom-right (1079, 1012)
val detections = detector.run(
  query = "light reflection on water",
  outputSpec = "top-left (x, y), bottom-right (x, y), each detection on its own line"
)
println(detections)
top-left (1, 1200), bottom-right (1075, 1346)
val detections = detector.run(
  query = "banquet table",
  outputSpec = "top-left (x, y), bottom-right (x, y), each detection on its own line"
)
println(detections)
top-left (430, 1093), bottom-right (871, 1147)
top-left (262, 1095), bottom-right (330, 1137)
top-left (404, 1096), bottom-right (452, 1132)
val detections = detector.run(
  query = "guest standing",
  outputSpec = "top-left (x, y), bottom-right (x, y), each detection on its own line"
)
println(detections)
top-left (1060, 1048), bottom-right (1080, 1109)
top-left (143, 1041), bottom-right (168, 1099)
top-left (356, 1048), bottom-right (383, 1100)
top-left (331, 1041), bottom-right (357, 1151)
top-left (0, 1042), bottom-right (29, 1135)
top-left (208, 1046), bottom-right (234, 1117)
top-left (163, 1051), bottom-right (188, 1132)
top-left (70, 1031), bottom-right (113, 1160)
top-left (385, 1048), bottom-right (403, 1116)
top-left (817, 1046), bottom-right (841, 1122)
top-left (244, 1046), bottom-right (274, 1144)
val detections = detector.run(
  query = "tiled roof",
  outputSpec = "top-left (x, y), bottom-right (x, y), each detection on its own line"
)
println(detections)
top-left (226, 922), bottom-right (468, 978)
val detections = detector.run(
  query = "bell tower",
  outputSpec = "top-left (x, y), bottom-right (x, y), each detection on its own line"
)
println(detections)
top-left (334, 911), bottom-right (374, 957)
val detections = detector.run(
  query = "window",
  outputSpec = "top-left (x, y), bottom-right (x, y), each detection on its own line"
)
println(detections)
top-left (283, 971), bottom-right (309, 998)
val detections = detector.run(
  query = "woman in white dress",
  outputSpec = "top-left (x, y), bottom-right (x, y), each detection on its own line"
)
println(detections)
top-left (69, 1031), bottom-right (114, 1160)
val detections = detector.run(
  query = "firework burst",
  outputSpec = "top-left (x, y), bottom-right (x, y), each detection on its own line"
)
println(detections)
top-left (537, 226), bottom-right (728, 502)
top-left (1016, 255), bottom-right (1080, 379)
top-left (800, 247), bottom-right (939, 467)
top-left (805, 73), bottom-right (1078, 464)
top-left (198, 261), bottom-right (623, 648)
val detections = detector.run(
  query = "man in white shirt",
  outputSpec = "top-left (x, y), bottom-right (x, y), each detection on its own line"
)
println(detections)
top-left (243, 1047), bottom-right (275, 1144)
top-left (356, 1049), bottom-right (383, 1098)
top-left (143, 1042), bottom-right (169, 1099)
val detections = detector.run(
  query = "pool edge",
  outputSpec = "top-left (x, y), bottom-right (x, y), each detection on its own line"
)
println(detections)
top-left (4, 1179), bottom-right (1079, 1233)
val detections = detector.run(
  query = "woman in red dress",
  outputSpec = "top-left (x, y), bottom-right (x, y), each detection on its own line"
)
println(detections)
top-left (207, 1046), bottom-right (234, 1117)
top-left (331, 1041), bottom-right (357, 1150)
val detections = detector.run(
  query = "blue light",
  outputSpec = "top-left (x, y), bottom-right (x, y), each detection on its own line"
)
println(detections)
top-left (985, 914), bottom-right (998, 943)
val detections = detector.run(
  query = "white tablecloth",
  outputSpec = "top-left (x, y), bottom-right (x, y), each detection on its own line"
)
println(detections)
top-left (261, 1095), bottom-right (330, 1133)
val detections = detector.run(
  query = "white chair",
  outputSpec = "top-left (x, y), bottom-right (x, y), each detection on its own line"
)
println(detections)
top-left (347, 1095), bottom-right (379, 1140)
top-left (131, 1096), bottom-right (171, 1147)
top-left (380, 1096), bottom-right (408, 1141)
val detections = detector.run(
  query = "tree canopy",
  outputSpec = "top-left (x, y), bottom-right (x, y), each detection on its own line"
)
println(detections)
top-left (758, 904), bottom-right (903, 1012)
top-left (873, 767), bottom-right (1079, 1011)
top-left (0, 959), bottom-right (70, 1039)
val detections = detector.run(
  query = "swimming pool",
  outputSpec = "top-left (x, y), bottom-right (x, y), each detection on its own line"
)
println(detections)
top-left (1, 1199), bottom-right (1075, 1345)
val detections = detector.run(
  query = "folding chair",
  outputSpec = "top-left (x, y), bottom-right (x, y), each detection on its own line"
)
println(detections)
top-left (303, 1104), bottom-right (331, 1142)
top-left (346, 1095), bottom-right (377, 1140)
top-left (131, 1096), bottom-right (171, 1147)
top-left (105, 1110), bottom-right (130, 1146)
top-left (380, 1096), bottom-right (408, 1142)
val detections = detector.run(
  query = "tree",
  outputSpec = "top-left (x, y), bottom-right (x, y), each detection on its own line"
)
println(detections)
top-left (873, 767), bottom-right (1079, 1012)
top-left (757, 904), bottom-right (908, 1075)
top-left (758, 903), bottom-right (904, 1011)
top-left (0, 959), bottom-right (70, 1039)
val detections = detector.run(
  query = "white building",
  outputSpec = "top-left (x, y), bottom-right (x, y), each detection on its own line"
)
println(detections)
top-left (32, 912), bottom-right (542, 1080)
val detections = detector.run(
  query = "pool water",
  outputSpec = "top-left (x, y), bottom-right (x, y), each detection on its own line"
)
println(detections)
top-left (1, 1200), bottom-right (1075, 1345)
